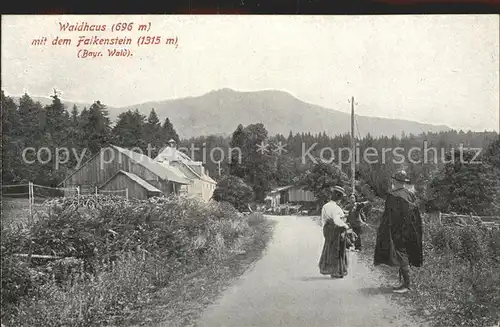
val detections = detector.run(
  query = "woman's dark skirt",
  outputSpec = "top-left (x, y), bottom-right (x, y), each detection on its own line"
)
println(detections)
top-left (319, 220), bottom-right (348, 277)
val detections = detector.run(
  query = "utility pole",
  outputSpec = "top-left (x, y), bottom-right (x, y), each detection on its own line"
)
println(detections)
top-left (351, 96), bottom-right (356, 196)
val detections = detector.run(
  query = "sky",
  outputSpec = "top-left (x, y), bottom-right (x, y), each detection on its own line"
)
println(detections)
top-left (1, 15), bottom-right (499, 132)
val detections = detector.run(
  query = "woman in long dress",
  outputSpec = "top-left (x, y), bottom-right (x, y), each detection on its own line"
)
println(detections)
top-left (319, 186), bottom-right (353, 278)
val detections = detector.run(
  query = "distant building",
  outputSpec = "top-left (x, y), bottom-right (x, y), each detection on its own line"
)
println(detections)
top-left (154, 139), bottom-right (217, 202)
top-left (58, 144), bottom-right (190, 200)
top-left (265, 185), bottom-right (317, 212)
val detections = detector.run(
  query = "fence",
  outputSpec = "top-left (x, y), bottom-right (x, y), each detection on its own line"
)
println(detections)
top-left (2, 182), bottom-right (130, 264)
top-left (426, 212), bottom-right (500, 229)
top-left (1, 182), bottom-right (129, 225)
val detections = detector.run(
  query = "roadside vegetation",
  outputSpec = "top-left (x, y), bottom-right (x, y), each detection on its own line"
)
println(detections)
top-left (2, 90), bottom-right (499, 326)
top-left (1, 194), bottom-right (274, 326)
top-left (359, 141), bottom-right (500, 327)
top-left (361, 208), bottom-right (499, 327)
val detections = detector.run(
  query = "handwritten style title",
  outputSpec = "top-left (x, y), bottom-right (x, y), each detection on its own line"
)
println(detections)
top-left (31, 21), bottom-right (179, 59)
top-left (58, 22), bottom-right (149, 32)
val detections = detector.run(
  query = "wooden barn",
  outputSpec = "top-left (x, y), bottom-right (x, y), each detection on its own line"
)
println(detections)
top-left (58, 145), bottom-right (190, 199)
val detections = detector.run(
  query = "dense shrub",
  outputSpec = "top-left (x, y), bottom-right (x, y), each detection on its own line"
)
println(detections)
top-left (298, 160), bottom-right (350, 206)
top-left (425, 149), bottom-right (500, 215)
top-left (212, 175), bottom-right (254, 211)
top-left (1, 194), bottom-right (267, 326)
top-left (413, 224), bottom-right (500, 326)
top-left (355, 179), bottom-right (377, 202)
top-left (9, 253), bottom-right (152, 327)
top-left (1, 222), bottom-right (32, 317)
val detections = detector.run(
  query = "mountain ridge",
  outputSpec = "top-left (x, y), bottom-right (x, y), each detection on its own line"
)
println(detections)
top-left (11, 89), bottom-right (452, 138)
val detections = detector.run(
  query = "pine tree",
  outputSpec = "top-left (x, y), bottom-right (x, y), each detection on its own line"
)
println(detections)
top-left (66, 105), bottom-right (81, 167)
top-left (274, 155), bottom-right (297, 186)
top-left (34, 92), bottom-right (71, 184)
top-left (17, 93), bottom-right (45, 147)
top-left (78, 106), bottom-right (88, 150)
top-left (160, 118), bottom-right (180, 145)
top-left (15, 93), bottom-right (54, 184)
top-left (70, 105), bottom-right (79, 124)
top-left (1, 91), bottom-right (22, 183)
top-left (81, 101), bottom-right (111, 155)
top-left (112, 109), bottom-right (147, 150)
top-left (45, 90), bottom-right (70, 147)
top-left (227, 123), bottom-right (275, 201)
top-left (229, 124), bottom-right (246, 178)
top-left (145, 108), bottom-right (162, 156)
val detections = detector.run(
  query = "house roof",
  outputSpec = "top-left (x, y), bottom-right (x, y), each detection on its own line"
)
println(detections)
top-left (155, 146), bottom-right (194, 164)
top-left (155, 146), bottom-right (217, 185)
top-left (268, 185), bottom-right (315, 194)
top-left (112, 145), bottom-right (190, 185)
top-left (201, 173), bottom-right (217, 184)
top-left (171, 161), bottom-right (201, 179)
top-left (180, 161), bottom-right (217, 184)
top-left (269, 185), bottom-right (294, 193)
top-left (101, 170), bottom-right (162, 193)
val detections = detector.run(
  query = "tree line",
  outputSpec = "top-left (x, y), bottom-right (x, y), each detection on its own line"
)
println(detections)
top-left (2, 90), bottom-right (499, 215)
top-left (1, 91), bottom-right (180, 186)
top-left (183, 125), bottom-right (498, 200)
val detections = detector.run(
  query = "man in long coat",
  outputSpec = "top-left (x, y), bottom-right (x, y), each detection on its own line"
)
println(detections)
top-left (374, 170), bottom-right (423, 294)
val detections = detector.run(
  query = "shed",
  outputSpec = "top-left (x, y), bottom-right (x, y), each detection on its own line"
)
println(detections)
top-left (265, 185), bottom-right (317, 212)
top-left (100, 170), bottom-right (162, 200)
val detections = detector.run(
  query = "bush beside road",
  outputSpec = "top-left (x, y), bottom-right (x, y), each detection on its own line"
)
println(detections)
top-left (360, 203), bottom-right (500, 327)
top-left (1, 195), bottom-right (275, 327)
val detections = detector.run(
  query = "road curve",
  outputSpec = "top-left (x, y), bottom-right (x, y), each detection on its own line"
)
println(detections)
top-left (195, 215), bottom-right (426, 327)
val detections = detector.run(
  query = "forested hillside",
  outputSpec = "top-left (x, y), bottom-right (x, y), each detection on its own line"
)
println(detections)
top-left (2, 90), bottom-right (499, 214)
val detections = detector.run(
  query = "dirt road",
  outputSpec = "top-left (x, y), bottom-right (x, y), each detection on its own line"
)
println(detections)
top-left (195, 215), bottom-right (427, 327)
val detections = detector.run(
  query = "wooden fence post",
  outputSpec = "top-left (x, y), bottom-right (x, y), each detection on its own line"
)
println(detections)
top-left (28, 182), bottom-right (33, 223)
top-left (30, 182), bottom-right (35, 209)
top-left (27, 182), bottom-right (34, 265)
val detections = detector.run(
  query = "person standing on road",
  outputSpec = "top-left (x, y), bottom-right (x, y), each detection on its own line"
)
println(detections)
top-left (346, 194), bottom-right (369, 252)
top-left (319, 185), bottom-right (355, 279)
top-left (374, 170), bottom-right (423, 294)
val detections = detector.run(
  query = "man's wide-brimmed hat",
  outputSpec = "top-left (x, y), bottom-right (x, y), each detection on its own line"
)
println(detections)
top-left (331, 185), bottom-right (347, 196)
top-left (392, 170), bottom-right (411, 183)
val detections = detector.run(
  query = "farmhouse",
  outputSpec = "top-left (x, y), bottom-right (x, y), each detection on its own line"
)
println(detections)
top-left (58, 144), bottom-right (190, 200)
top-left (154, 140), bottom-right (217, 202)
top-left (265, 185), bottom-right (317, 212)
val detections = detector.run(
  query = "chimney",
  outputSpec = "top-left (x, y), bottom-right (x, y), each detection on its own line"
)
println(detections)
top-left (168, 139), bottom-right (177, 149)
